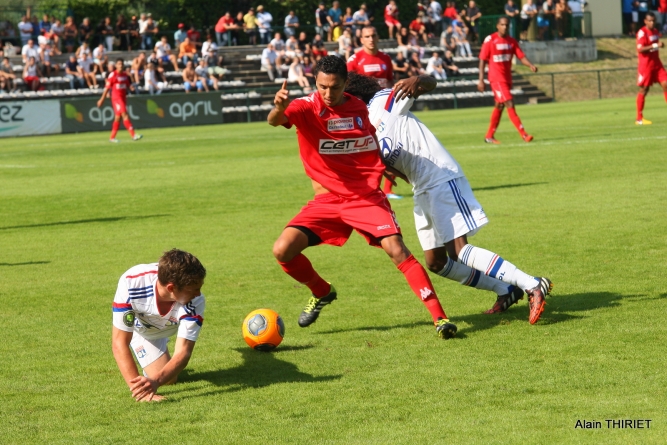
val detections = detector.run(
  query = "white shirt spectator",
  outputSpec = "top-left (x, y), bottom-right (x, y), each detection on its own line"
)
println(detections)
top-left (92, 46), bottom-right (105, 61)
top-left (144, 68), bottom-right (165, 94)
top-left (78, 56), bottom-right (94, 74)
top-left (155, 41), bottom-right (171, 58)
top-left (429, 2), bottom-right (443, 22)
top-left (201, 40), bottom-right (217, 56)
top-left (270, 36), bottom-right (285, 52)
top-left (18, 20), bottom-right (33, 42)
top-left (568, 0), bottom-right (584, 17)
top-left (138, 17), bottom-right (148, 34)
top-left (22, 44), bottom-right (40, 62)
top-left (521, 3), bottom-right (537, 19)
top-left (426, 55), bottom-right (446, 80)
top-left (257, 11), bottom-right (273, 33)
top-left (352, 9), bottom-right (369, 25)
top-left (261, 47), bottom-right (278, 65)
top-left (195, 65), bottom-right (209, 79)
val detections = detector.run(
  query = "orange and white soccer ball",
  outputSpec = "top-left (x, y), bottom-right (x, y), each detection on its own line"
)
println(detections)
top-left (242, 308), bottom-right (285, 351)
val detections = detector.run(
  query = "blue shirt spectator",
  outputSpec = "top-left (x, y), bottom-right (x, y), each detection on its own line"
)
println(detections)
top-left (329, 1), bottom-right (343, 25)
top-left (284, 11), bottom-right (299, 37)
top-left (174, 24), bottom-right (186, 46)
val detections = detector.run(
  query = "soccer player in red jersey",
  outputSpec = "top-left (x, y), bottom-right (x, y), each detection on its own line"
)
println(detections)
top-left (96, 58), bottom-right (142, 143)
top-left (267, 56), bottom-right (457, 339)
top-left (347, 26), bottom-right (400, 198)
top-left (478, 17), bottom-right (538, 144)
top-left (635, 12), bottom-right (667, 125)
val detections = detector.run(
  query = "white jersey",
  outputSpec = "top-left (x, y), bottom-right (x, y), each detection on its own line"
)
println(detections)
top-left (367, 88), bottom-right (464, 195)
top-left (112, 263), bottom-right (205, 341)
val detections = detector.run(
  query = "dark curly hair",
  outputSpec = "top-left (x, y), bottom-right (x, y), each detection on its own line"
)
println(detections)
top-left (344, 72), bottom-right (383, 105)
top-left (313, 55), bottom-right (348, 81)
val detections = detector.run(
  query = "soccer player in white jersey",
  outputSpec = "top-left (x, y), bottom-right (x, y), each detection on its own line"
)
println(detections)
top-left (112, 249), bottom-right (206, 402)
top-left (345, 73), bottom-right (553, 324)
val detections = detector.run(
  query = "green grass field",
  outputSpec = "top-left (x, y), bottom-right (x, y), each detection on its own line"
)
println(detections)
top-left (1, 97), bottom-right (665, 444)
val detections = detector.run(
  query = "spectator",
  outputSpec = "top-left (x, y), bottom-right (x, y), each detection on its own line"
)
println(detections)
top-left (93, 43), bottom-right (109, 75)
top-left (65, 54), bottom-right (85, 89)
top-left (329, 1), bottom-right (344, 41)
top-left (440, 24), bottom-right (457, 52)
top-left (39, 14), bottom-right (52, 35)
top-left (63, 17), bottom-right (78, 53)
top-left (179, 36), bottom-right (198, 66)
top-left (79, 17), bottom-right (93, 45)
top-left (352, 4), bottom-right (372, 31)
top-left (75, 41), bottom-right (91, 59)
top-left (128, 15), bottom-right (140, 49)
top-left (408, 51), bottom-right (425, 75)
top-left (0, 56), bottom-right (16, 92)
top-left (426, 51), bottom-right (446, 80)
top-left (284, 10), bottom-right (299, 38)
top-left (443, 49), bottom-right (460, 76)
top-left (504, 0), bottom-right (519, 37)
top-left (315, 3), bottom-right (333, 41)
top-left (18, 16), bottom-right (33, 46)
top-left (384, 1), bottom-right (402, 39)
top-left (429, 1), bottom-right (443, 36)
top-left (21, 39), bottom-right (39, 64)
top-left (540, 0), bottom-right (556, 40)
top-left (452, 17), bottom-right (472, 57)
top-left (343, 7), bottom-right (355, 28)
top-left (261, 42), bottom-right (278, 81)
top-left (338, 27), bottom-right (353, 59)
top-left (138, 13), bottom-right (148, 46)
top-left (131, 52), bottom-right (147, 85)
top-left (195, 58), bottom-right (218, 91)
top-left (301, 55), bottom-right (315, 79)
top-left (201, 34), bottom-right (217, 58)
top-left (311, 34), bottom-right (327, 59)
top-left (397, 26), bottom-right (411, 57)
top-left (638, 1), bottom-right (649, 27)
top-left (257, 5), bottom-right (273, 44)
top-left (96, 17), bottom-right (114, 51)
top-left (443, 1), bottom-right (458, 28)
top-left (50, 18), bottom-right (64, 51)
top-left (392, 51), bottom-right (410, 80)
top-left (244, 7), bottom-right (259, 45)
top-left (231, 12), bottom-right (244, 45)
top-left (288, 56), bottom-right (311, 91)
top-left (463, 0), bottom-right (482, 43)
top-left (555, 0), bottom-right (572, 39)
top-left (116, 14), bottom-right (130, 51)
top-left (182, 60), bottom-right (198, 92)
top-left (76, 53), bottom-right (97, 89)
top-left (30, 15), bottom-right (40, 41)
top-left (410, 13), bottom-right (428, 45)
top-left (144, 62), bottom-right (166, 94)
top-left (142, 17), bottom-right (158, 50)
top-left (285, 35), bottom-right (299, 58)
top-left (520, 0), bottom-right (538, 41)
top-left (215, 12), bottom-right (235, 47)
top-left (146, 49), bottom-right (167, 83)
top-left (39, 43), bottom-right (57, 76)
top-left (270, 32), bottom-right (285, 52)
top-left (204, 47), bottom-right (229, 80)
top-left (174, 23), bottom-right (187, 47)
top-left (659, 0), bottom-right (667, 33)
top-left (23, 56), bottom-right (41, 91)
top-left (187, 24), bottom-right (201, 49)
top-left (297, 31), bottom-right (309, 53)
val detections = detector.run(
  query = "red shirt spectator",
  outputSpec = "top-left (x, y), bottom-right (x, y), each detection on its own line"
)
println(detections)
top-left (215, 13), bottom-right (235, 33)
top-left (187, 26), bottom-right (201, 44)
top-left (444, 5), bottom-right (458, 19)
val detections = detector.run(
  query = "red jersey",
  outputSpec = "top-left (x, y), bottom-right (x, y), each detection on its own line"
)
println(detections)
top-left (384, 4), bottom-right (398, 20)
top-left (106, 69), bottom-right (131, 102)
top-left (637, 26), bottom-right (664, 73)
top-left (479, 32), bottom-right (525, 85)
top-left (347, 50), bottom-right (393, 88)
top-left (283, 92), bottom-right (382, 199)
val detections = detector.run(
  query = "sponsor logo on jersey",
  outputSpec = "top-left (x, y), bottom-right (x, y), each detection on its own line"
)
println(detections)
top-left (377, 224), bottom-right (391, 230)
top-left (492, 54), bottom-right (513, 62)
top-left (327, 117), bottom-right (354, 131)
top-left (363, 64), bottom-right (382, 73)
top-left (355, 116), bottom-right (363, 129)
top-left (318, 136), bottom-right (377, 154)
top-left (496, 43), bottom-right (510, 50)
top-left (379, 137), bottom-right (402, 166)
top-left (122, 310), bottom-right (136, 327)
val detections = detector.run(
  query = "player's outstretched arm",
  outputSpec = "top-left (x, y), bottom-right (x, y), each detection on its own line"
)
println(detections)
top-left (268, 79), bottom-right (290, 126)
top-left (519, 57), bottom-right (538, 73)
top-left (393, 75), bottom-right (436, 101)
top-left (477, 59), bottom-right (487, 92)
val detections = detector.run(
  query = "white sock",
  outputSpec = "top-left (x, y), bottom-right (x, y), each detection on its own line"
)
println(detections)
top-left (458, 244), bottom-right (539, 291)
top-left (437, 257), bottom-right (513, 296)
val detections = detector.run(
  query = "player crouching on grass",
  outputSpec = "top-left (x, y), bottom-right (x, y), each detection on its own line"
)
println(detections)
top-left (96, 58), bottom-right (142, 143)
top-left (345, 72), bottom-right (553, 324)
top-left (635, 12), bottom-right (667, 125)
top-left (478, 17), bottom-right (537, 144)
top-left (112, 249), bottom-right (206, 402)
top-left (268, 55), bottom-right (457, 339)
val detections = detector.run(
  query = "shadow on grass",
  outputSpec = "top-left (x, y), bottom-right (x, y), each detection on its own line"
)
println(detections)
top-left (473, 182), bottom-right (547, 192)
top-left (169, 346), bottom-right (341, 400)
top-left (0, 261), bottom-right (50, 266)
top-left (456, 292), bottom-right (646, 336)
top-left (0, 214), bottom-right (171, 230)
top-left (314, 320), bottom-right (434, 335)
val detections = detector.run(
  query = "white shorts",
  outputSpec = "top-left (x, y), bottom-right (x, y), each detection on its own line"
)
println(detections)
top-left (130, 332), bottom-right (168, 369)
top-left (413, 177), bottom-right (489, 250)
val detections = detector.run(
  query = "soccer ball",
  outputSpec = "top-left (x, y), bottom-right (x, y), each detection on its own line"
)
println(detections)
top-left (242, 308), bottom-right (285, 351)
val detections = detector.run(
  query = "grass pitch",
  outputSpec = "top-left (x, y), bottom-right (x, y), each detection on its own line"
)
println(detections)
top-left (0, 97), bottom-right (665, 444)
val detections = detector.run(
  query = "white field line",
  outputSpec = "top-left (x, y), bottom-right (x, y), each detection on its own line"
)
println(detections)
top-left (454, 134), bottom-right (667, 150)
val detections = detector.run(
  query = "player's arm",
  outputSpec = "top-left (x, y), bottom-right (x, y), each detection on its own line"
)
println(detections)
top-left (96, 82), bottom-right (111, 107)
top-left (111, 326), bottom-right (141, 387)
top-left (129, 337), bottom-right (196, 401)
top-left (477, 58), bottom-right (487, 92)
top-left (637, 42), bottom-right (664, 52)
top-left (518, 56), bottom-right (537, 72)
top-left (267, 79), bottom-right (289, 126)
top-left (393, 74), bottom-right (436, 101)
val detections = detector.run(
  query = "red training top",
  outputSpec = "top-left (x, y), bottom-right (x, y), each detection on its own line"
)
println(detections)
top-left (479, 32), bottom-right (525, 85)
top-left (346, 50), bottom-right (394, 88)
top-left (636, 26), bottom-right (664, 73)
top-left (283, 91), bottom-right (382, 199)
top-left (106, 69), bottom-right (131, 102)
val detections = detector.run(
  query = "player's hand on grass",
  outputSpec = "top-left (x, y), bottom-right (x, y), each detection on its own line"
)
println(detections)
top-left (129, 375), bottom-right (160, 402)
top-left (477, 79), bottom-right (485, 92)
top-left (274, 79), bottom-right (290, 112)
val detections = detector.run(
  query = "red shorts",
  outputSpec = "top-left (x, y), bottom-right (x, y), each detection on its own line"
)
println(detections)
top-left (637, 67), bottom-right (667, 87)
top-left (385, 17), bottom-right (401, 27)
top-left (287, 191), bottom-right (401, 247)
top-left (111, 99), bottom-right (127, 116)
top-left (490, 81), bottom-right (513, 103)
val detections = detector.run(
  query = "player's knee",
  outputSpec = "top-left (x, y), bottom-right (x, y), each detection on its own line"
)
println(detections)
top-left (272, 238), bottom-right (293, 262)
top-left (425, 257), bottom-right (445, 273)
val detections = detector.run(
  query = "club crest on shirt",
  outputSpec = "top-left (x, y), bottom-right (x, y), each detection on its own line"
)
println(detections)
top-left (134, 345), bottom-right (147, 359)
top-left (327, 117), bottom-right (354, 131)
top-left (355, 116), bottom-right (363, 129)
top-left (122, 310), bottom-right (135, 327)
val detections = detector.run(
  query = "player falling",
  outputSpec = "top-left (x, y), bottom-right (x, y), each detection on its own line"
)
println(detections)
top-left (96, 58), bottom-right (142, 143)
top-left (478, 17), bottom-right (538, 144)
top-left (635, 12), bottom-right (667, 125)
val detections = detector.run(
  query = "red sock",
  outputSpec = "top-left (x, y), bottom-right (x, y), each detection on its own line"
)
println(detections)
top-left (397, 254), bottom-right (447, 323)
top-left (637, 93), bottom-right (645, 121)
top-left (382, 176), bottom-right (394, 194)
top-left (278, 254), bottom-right (331, 298)
top-left (110, 120), bottom-right (120, 139)
top-left (486, 107), bottom-right (503, 138)
top-left (507, 107), bottom-right (527, 137)
top-left (123, 119), bottom-right (136, 137)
